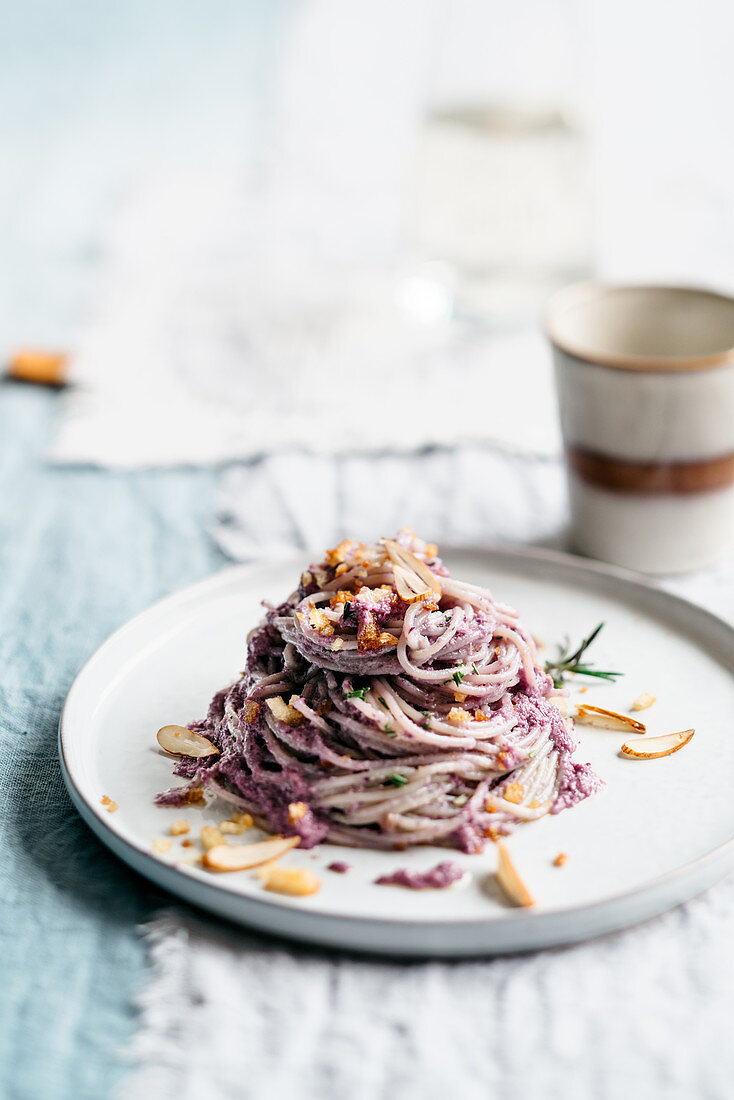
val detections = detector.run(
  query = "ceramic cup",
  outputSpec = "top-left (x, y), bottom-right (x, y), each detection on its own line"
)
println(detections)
top-left (547, 283), bottom-right (734, 573)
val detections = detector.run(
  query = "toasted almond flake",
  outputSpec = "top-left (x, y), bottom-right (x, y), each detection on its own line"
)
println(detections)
top-left (331, 637), bottom-right (344, 651)
top-left (391, 564), bottom-right (434, 604)
top-left (257, 865), bottom-right (321, 896)
top-left (287, 801), bottom-right (308, 824)
top-left (100, 795), bottom-right (118, 813)
top-left (219, 820), bottom-right (248, 835)
top-left (621, 728), bottom-right (694, 759)
top-left (200, 825), bottom-right (225, 850)
top-left (502, 782), bottom-right (525, 805)
top-left (575, 704), bottom-right (646, 734)
top-left (496, 842), bottom-right (535, 907)
top-left (454, 691), bottom-right (467, 703)
top-left (232, 812), bottom-right (254, 827)
top-left (447, 706), bottom-right (473, 725)
top-left (202, 836), bottom-right (300, 872)
top-left (377, 631), bottom-right (399, 648)
top-left (335, 562), bottom-right (349, 577)
top-left (300, 570), bottom-right (313, 587)
top-left (632, 692), bottom-right (656, 711)
top-left (170, 819), bottom-right (190, 836)
top-left (266, 695), bottom-right (303, 727)
top-left (382, 539), bottom-right (442, 603)
top-left (156, 724), bottom-right (220, 758)
top-left (152, 837), bottom-right (173, 854)
top-left (553, 852), bottom-right (568, 867)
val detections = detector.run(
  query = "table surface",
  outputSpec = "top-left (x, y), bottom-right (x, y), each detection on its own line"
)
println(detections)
top-left (0, 382), bottom-right (226, 1098)
top-left (5, 3), bottom-right (734, 1095)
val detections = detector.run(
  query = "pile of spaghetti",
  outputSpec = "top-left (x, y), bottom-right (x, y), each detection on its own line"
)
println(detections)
top-left (159, 532), bottom-right (601, 852)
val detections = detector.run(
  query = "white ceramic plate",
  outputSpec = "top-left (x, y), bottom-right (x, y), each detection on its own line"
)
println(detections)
top-left (59, 547), bottom-right (734, 956)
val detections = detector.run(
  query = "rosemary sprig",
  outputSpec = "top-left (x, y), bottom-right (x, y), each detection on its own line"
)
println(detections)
top-left (543, 622), bottom-right (622, 689)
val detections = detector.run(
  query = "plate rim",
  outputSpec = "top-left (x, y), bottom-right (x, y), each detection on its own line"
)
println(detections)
top-left (58, 544), bottom-right (734, 954)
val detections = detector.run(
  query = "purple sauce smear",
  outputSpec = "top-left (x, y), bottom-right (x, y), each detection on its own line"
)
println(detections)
top-left (375, 861), bottom-right (464, 890)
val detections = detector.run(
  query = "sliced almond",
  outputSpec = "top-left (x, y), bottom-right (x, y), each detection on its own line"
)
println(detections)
top-left (266, 696), bottom-right (303, 727)
top-left (392, 564), bottom-right (434, 604)
top-left (621, 728), bottom-right (694, 759)
top-left (152, 837), bottom-right (173, 854)
top-left (169, 819), bottom-right (190, 836)
top-left (232, 812), bottom-right (254, 827)
top-left (257, 865), bottom-right (321, 896)
top-left (382, 539), bottom-right (442, 603)
top-left (202, 835), bottom-right (300, 872)
top-left (575, 704), bottom-right (646, 734)
top-left (632, 692), bottom-right (656, 712)
top-left (496, 841), bottom-right (534, 907)
top-left (156, 724), bottom-right (219, 758)
top-left (200, 825), bottom-right (225, 850)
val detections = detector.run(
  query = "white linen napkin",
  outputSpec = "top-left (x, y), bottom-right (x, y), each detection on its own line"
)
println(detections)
top-left (121, 878), bottom-right (734, 1100)
top-left (50, 176), bottom-right (560, 469)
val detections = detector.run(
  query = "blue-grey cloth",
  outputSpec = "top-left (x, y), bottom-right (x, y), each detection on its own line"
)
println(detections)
top-left (1, 3), bottom-right (292, 1089)
top-left (0, 385), bottom-right (226, 1099)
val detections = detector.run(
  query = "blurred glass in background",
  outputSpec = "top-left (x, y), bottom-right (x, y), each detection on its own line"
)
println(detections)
top-left (412, 104), bottom-right (591, 325)
top-left (407, 0), bottom-right (591, 327)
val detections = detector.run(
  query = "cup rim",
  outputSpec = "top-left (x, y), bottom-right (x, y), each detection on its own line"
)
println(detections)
top-left (545, 281), bottom-right (734, 372)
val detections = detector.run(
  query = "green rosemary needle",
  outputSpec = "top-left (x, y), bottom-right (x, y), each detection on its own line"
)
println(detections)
top-left (543, 622), bottom-right (622, 689)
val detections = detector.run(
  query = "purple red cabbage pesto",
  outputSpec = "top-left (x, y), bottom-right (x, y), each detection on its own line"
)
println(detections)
top-left (157, 533), bottom-right (602, 854)
top-left (375, 861), bottom-right (465, 890)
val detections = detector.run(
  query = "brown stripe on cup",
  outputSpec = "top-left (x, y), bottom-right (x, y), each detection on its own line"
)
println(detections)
top-left (567, 446), bottom-right (734, 495)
